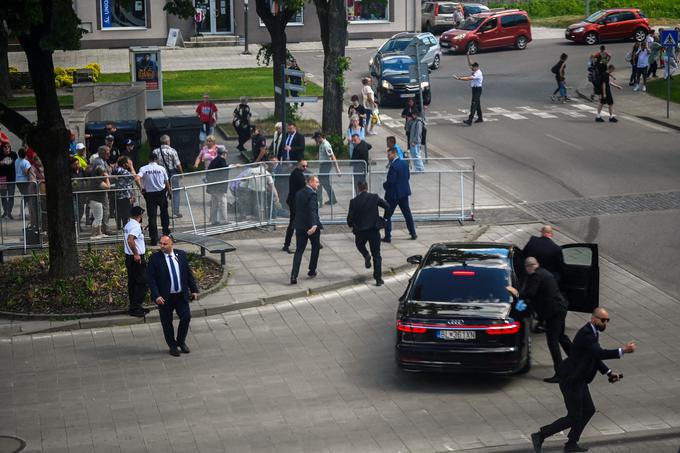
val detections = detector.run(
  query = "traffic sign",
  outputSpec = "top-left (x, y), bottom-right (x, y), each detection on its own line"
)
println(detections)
top-left (274, 86), bottom-right (282, 95)
top-left (661, 29), bottom-right (678, 48)
top-left (286, 96), bottom-right (318, 104)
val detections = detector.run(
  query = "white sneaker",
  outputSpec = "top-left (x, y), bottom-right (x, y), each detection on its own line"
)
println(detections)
top-left (633, 85), bottom-right (640, 91)
top-left (642, 86), bottom-right (647, 92)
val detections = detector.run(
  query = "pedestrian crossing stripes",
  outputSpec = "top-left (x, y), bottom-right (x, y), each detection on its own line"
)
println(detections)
top-left (379, 104), bottom-right (598, 128)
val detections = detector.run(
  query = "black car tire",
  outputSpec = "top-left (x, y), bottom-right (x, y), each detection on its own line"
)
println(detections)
top-left (515, 35), bottom-right (528, 50)
top-left (430, 54), bottom-right (441, 70)
top-left (634, 28), bottom-right (648, 42)
top-left (585, 31), bottom-right (598, 45)
top-left (466, 41), bottom-right (479, 55)
top-left (423, 89), bottom-right (432, 106)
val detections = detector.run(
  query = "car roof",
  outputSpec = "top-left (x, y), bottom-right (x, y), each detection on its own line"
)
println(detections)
top-left (602, 8), bottom-right (640, 12)
top-left (390, 32), bottom-right (434, 40)
top-left (474, 9), bottom-right (527, 18)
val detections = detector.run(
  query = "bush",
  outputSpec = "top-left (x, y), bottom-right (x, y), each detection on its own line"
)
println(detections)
top-left (489, 0), bottom-right (680, 19)
top-left (52, 62), bottom-right (102, 88)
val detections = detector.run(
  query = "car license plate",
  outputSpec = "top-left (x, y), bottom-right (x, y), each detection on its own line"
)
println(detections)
top-left (437, 330), bottom-right (476, 340)
top-left (444, 17), bottom-right (453, 21)
top-left (400, 93), bottom-right (416, 98)
top-left (440, 42), bottom-right (450, 47)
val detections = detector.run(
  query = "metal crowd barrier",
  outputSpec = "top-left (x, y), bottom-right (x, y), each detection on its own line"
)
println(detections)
top-left (0, 180), bottom-right (43, 250)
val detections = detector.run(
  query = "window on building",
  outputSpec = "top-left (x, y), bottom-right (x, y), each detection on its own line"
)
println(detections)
top-left (259, 0), bottom-right (304, 26)
top-left (347, 0), bottom-right (389, 22)
top-left (101, 0), bottom-right (147, 29)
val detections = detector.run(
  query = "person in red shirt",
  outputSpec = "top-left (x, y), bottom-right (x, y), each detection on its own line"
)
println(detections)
top-left (196, 93), bottom-right (218, 144)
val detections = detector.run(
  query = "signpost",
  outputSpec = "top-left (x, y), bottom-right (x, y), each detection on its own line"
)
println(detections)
top-left (661, 29), bottom-right (678, 119)
top-left (278, 64), bottom-right (318, 141)
top-left (405, 42), bottom-right (430, 160)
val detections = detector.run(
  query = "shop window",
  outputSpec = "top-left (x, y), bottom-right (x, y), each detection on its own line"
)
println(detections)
top-left (101, 0), bottom-right (147, 29)
top-left (259, 0), bottom-right (304, 26)
top-left (347, 0), bottom-right (389, 22)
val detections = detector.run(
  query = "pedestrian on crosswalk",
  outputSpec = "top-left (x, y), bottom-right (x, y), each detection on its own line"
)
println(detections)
top-left (454, 52), bottom-right (483, 126)
top-left (595, 64), bottom-right (622, 123)
top-left (550, 53), bottom-right (569, 103)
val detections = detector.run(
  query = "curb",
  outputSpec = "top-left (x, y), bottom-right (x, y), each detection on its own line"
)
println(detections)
top-left (454, 426), bottom-right (680, 452)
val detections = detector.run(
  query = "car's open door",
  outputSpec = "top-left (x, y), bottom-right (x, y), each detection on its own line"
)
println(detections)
top-left (512, 246), bottom-right (526, 287)
top-left (561, 243), bottom-right (599, 313)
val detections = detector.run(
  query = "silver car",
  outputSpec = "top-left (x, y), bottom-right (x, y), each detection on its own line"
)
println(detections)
top-left (369, 32), bottom-right (442, 72)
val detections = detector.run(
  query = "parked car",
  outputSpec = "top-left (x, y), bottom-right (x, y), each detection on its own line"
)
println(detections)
top-left (439, 9), bottom-right (532, 55)
top-left (565, 8), bottom-right (650, 45)
top-left (422, 2), bottom-right (491, 33)
top-left (395, 242), bottom-right (599, 373)
top-left (370, 55), bottom-right (431, 106)
top-left (462, 2), bottom-right (489, 18)
top-left (369, 32), bottom-right (442, 72)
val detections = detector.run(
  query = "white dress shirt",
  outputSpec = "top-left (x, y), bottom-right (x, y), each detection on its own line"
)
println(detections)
top-left (165, 252), bottom-right (182, 294)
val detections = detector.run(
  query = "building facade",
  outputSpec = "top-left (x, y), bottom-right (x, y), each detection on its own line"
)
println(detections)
top-left (74, 0), bottom-right (421, 49)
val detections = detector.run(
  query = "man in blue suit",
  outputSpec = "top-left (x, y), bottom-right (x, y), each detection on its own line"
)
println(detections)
top-left (146, 235), bottom-right (199, 356)
top-left (382, 147), bottom-right (417, 242)
top-left (290, 175), bottom-right (323, 284)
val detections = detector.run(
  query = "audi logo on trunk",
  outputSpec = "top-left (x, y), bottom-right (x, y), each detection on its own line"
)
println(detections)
top-left (447, 319), bottom-right (464, 325)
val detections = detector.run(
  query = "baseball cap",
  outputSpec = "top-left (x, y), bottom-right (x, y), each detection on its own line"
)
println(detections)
top-left (130, 206), bottom-right (144, 217)
top-left (105, 134), bottom-right (114, 141)
top-left (125, 139), bottom-right (134, 146)
top-left (76, 143), bottom-right (86, 151)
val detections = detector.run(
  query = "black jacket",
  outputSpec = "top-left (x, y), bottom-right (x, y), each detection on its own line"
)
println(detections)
top-left (286, 167), bottom-right (307, 206)
top-left (558, 323), bottom-right (621, 384)
top-left (146, 249), bottom-right (199, 304)
top-left (206, 156), bottom-right (228, 194)
top-left (524, 236), bottom-right (565, 279)
top-left (293, 186), bottom-right (322, 231)
top-left (519, 267), bottom-right (567, 320)
top-left (347, 191), bottom-right (390, 233)
top-left (352, 140), bottom-right (371, 164)
top-left (278, 132), bottom-right (305, 162)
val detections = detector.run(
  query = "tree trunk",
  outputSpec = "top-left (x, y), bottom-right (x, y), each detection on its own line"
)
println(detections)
top-left (0, 24), bottom-right (11, 102)
top-left (19, 33), bottom-right (79, 279)
top-left (315, 0), bottom-right (348, 136)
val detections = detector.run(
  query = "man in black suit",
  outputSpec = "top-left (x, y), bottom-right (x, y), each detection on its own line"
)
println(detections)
top-left (282, 160), bottom-right (308, 253)
top-left (146, 235), bottom-right (199, 356)
top-left (278, 123), bottom-right (305, 162)
top-left (524, 225), bottom-right (565, 283)
top-left (508, 257), bottom-right (571, 383)
top-left (290, 175), bottom-right (322, 284)
top-left (350, 134), bottom-right (371, 188)
top-left (531, 307), bottom-right (636, 453)
top-left (347, 180), bottom-right (390, 286)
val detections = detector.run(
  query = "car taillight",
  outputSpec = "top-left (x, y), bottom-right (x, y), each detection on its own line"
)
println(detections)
top-left (397, 320), bottom-right (427, 334)
top-left (486, 322), bottom-right (520, 335)
top-left (434, 4), bottom-right (439, 16)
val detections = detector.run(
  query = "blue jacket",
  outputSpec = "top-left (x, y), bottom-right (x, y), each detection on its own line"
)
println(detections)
top-left (146, 249), bottom-right (199, 303)
top-left (383, 157), bottom-right (411, 202)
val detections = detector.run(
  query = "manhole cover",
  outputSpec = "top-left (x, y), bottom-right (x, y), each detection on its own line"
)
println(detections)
top-left (0, 436), bottom-right (26, 453)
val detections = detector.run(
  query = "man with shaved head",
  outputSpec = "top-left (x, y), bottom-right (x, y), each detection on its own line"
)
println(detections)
top-left (507, 257), bottom-right (571, 383)
top-left (531, 307), bottom-right (636, 453)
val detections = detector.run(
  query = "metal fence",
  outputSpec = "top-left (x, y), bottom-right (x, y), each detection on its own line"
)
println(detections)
top-left (0, 157), bottom-right (475, 248)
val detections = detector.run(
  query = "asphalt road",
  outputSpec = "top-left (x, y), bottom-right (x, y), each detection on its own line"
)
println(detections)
top-left (296, 37), bottom-right (680, 300)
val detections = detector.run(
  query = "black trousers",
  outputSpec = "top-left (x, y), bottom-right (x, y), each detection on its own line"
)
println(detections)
top-left (0, 182), bottom-right (15, 216)
top-left (284, 202), bottom-right (296, 249)
top-left (125, 255), bottom-right (147, 313)
top-left (469, 86), bottom-right (483, 121)
top-left (355, 228), bottom-right (382, 280)
top-left (540, 380), bottom-right (595, 445)
top-left (143, 190), bottom-right (170, 245)
top-left (545, 310), bottom-right (572, 372)
top-left (235, 124), bottom-right (251, 150)
top-left (115, 197), bottom-right (131, 230)
top-left (158, 293), bottom-right (191, 348)
top-left (648, 60), bottom-right (658, 77)
top-left (291, 229), bottom-right (321, 280)
top-left (384, 197), bottom-right (416, 239)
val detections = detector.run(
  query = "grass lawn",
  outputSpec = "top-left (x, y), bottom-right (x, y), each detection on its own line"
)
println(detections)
top-left (646, 77), bottom-right (680, 104)
top-left (6, 95), bottom-right (73, 109)
top-left (99, 68), bottom-right (323, 101)
top-left (532, 15), bottom-right (680, 29)
top-left (219, 117), bottom-right (321, 137)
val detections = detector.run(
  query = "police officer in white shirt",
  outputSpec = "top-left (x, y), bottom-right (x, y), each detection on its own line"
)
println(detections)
top-left (124, 206), bottom-right (149, 317)
top-left (135, 153), bottom-right (171, 246)
top-left (454, 52), bottom-right (484, 126)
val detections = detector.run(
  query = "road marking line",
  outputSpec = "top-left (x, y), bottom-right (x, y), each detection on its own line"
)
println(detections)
top-left (381, 113), bottom-right (394, 120)
top-left (545, 134), bottom-right (585, 150)
top-left (518, 106), bottom-right (559, 118)
top-left (552, 108), bottom-right (587, 118)
top-left (618, 114), bottom-right (673, 132)
top-left (488, 107), bottom-right (528, 120)
top-left (572, 103), bottom-right (598, 112)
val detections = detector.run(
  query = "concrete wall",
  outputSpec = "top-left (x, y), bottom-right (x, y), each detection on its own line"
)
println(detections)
top-left (68, 83), bottom-right (147, 142)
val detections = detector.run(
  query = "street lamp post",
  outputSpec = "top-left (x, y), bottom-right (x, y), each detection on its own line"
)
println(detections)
top-left (242, 0), bottom-right (251, 55)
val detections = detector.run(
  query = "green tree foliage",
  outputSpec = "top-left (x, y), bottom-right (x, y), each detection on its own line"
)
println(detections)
top-left (489, 0), bottom-right (680, 18)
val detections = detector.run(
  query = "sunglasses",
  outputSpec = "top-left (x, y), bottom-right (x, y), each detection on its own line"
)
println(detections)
top-left (301, 165), bottom-right (308, 168)
top-left (595, 316), bottom-right (610, 323)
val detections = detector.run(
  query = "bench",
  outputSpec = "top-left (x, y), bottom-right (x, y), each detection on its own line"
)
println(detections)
top-left (171, 232), bottom-right (236, 266)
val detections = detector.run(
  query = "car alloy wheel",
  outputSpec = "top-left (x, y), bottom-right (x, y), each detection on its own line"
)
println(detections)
top-left (430, 54), bottom-right (440, 70)
top-left (466, 41), bottom-right (478, 55)
top-left (423, 89), bottom-right (432, 106)
top-left (585, 32), bottom-right (598, 45)
top-left (515, 36), bottom-right (528, 50)
top-left (634, 28), bottom-right (647, 42)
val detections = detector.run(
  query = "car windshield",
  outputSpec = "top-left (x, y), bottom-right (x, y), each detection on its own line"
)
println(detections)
top-left (438, 4), bottom-right (456, 14)
top-left (380, 38), bottom-right (412, 53)
top-left (382, 58), bottom-right (414, 74)
top-left (584, 10), bottom-right (607, 23)
top-left (410, 265), bottom-right (511, 303)
top-left (458, 16), bottom-right (485, 30)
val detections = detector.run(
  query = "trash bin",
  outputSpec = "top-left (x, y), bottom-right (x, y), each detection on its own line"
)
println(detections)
top-left (85, 120), bottom-right (142, 164)
top-left (144, 116), bottom-right (202, 169)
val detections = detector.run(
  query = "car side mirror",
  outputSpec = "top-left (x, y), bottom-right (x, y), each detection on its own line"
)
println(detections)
top-left (407, 255), bottom-right (422, 265)
top-left (370, 70), bottom-right (377, 77)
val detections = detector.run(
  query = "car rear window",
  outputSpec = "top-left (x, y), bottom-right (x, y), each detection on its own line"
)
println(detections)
top-left (411, 265), bottom-right (511, 303)
top-left (438, 4), bottom-right (456, 14)
top-left (501, 14), bottom-right (528, 27)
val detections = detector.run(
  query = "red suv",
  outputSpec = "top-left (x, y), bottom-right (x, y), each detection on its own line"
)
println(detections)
top-left (439, 9), bottom-right (532, 55)
top-left (565, 9), bottom-right (650, 45)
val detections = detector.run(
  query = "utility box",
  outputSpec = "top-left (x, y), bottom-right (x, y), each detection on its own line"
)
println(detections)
top-left (130, 46), bottom-right (163, 110)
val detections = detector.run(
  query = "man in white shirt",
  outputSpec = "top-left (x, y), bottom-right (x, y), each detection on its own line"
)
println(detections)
top-left (454, 53), bottom-right (484, 125)
top-left (135, 153), bottom-right (171, 246)
top-left (153, 135), bottom-right (184, 218)
top-left (123, 206), bottom-right (149, 317)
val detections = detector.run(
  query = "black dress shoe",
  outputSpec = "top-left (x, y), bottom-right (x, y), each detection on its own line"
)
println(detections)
top-left (375, 278), bottom-right (384, 286)
top-left (364, 255), bottom-right (372, 269)
top-left (129, 311), bottom-right (146, 318)
top-left (178, 343), bottom-right (191, 354)
top-left (290, 278), bottom-right (297, 285)
top-left (381, 237), bottom-right (391, 243)
top-left (169, 347), bottom-right (180, 357)
top-left (282, 246), bottom-right (293, 254)
top-left (474, 118), bottom-right (484, 123)
top-left (410, 235), bottom-right (418, 240)
top-left (463, 119), bottom-right (472, 126)
top-left (564, 443), bottom-right (588, 452)
top-left (543, 375), bottom-right (560, 383)
top-left (307, 271), bottom-right (317, 278)
top-left (531, 432), bottom-right (543, 453)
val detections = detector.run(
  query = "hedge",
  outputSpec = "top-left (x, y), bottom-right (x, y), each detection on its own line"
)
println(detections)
top-left (488, 0), bottom-right (680, 19)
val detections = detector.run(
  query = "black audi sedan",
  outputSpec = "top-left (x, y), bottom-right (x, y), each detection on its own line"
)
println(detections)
top-left (396, 242), bottom-right (530, 374)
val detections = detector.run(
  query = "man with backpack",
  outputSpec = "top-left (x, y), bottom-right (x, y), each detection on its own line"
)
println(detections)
top-left (407, 110), bottom-right (425, 173)
top-left (550, 54), bottom-right (569, 103)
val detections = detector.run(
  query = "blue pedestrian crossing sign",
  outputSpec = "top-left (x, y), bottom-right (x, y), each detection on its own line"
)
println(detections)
top-left (661, 29), bottom-right (678, 48)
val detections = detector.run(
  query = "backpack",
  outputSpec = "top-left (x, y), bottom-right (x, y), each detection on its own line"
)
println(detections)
top-left (551, 61), bottom-right (561, 75)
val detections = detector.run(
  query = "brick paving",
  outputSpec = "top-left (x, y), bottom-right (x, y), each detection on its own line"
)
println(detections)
top-left (2, 224), bottom-right (680, 452)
